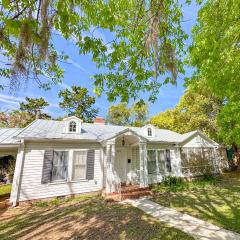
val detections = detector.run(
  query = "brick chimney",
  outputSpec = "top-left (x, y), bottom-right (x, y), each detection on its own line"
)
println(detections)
top-left (93, 116), bottom-right (105, 125)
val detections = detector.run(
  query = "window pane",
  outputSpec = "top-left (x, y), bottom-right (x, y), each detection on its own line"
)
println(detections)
top-left (147, 150), bottom-right (156, 174)
top-left (51, 151), bottom-right (68, 182)
top-left (69, 121), bottom-right (77, 132)
top-left (158, 150), bottom-right (166, 173)
top-left (72, 151), bottom-right (86, 180)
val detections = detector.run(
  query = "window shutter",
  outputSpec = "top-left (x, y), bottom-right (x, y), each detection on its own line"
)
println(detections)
top-left (86, 149), bottom-right (95, 180)
top-left (166, 149), bottom-right (172, 172)
top-left (42, 150), bottom-right (54, 184)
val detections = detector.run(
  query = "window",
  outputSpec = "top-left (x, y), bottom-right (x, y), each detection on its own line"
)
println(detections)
top-left (72, 151), bottom-right (87, 180)
top-left (147, 127), bottom-right (152, 136)
top-left (51, 151), bottom-right (68, 182)
top-left (69, 121), bottom-right (77, 132)
top-left (147, 150), bottom-right (156, 174)
top-left (166, 149), bottom-right (171, 172)
top-left (158, 150), bottom-right (166, 173)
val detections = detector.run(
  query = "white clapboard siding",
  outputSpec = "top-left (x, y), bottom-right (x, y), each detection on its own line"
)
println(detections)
top-left (18, 142), bottom-right (103, 201)
top-left (182, 135), bottom-right (215, 148)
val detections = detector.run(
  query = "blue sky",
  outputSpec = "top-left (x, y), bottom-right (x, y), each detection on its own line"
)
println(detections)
top-left (0, 1), bottom-right (199, 119)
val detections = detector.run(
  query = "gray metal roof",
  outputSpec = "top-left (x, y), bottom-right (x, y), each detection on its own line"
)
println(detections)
top-left (13, 119), bottom-right (183, 143)
top-left (180, 130), bottom-right (198, 142)
top-left (0, 128), bottom-right (22, 145)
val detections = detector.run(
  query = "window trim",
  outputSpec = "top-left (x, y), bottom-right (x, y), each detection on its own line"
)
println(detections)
top-left (72, 150), bottom-right (88, 181)
top-left (147, 127), bottom-right (152, 137)
top-left (146, 149), bottom-right (172, 175)
top-left (147, 150), bottom-right (157, 174)
top-left (51, 150), bottom-right (69, 183)
top-left (69, 120), bottom-right (77, 133)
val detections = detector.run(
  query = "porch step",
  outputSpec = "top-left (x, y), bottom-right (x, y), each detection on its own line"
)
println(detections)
top-left (121, 186), bottom-right (150, 194)
top-left (121, 190), bottom-right (152, 200)
top-left (103, 186), bottom-right (153, 201)
top-left (120, 186), bottom-right (152, 200)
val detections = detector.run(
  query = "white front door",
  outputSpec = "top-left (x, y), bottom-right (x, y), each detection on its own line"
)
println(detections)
top-left (115, 148), bottom-right (127, 182)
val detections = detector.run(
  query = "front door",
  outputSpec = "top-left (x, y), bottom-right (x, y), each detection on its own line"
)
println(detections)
top-left (115, 148), bottom-right (127, 182)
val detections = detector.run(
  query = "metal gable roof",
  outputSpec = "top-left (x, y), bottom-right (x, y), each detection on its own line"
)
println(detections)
top-left (0, 128), bottom-right (22, 145)
top-left (13, 119), bottom-right (183, 143)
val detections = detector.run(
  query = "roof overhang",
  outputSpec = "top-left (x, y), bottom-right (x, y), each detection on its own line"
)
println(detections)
top-left (102, 128), bottom-right (148, 143)
top-left (19, 137), bottom-right (101, 143)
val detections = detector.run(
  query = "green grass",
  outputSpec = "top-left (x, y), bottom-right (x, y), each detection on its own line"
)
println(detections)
top-left (0, 195), bottom-right (194, 240)
top-left (152, 172), bottom-right (240, 233)
top-left (0, 184), bottom-right (11, 197)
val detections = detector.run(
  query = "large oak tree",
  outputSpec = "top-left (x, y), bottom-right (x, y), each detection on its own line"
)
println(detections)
top-left (0, 0), bottom-right (187, 102)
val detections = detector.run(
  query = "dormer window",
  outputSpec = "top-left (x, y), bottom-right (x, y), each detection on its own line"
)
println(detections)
top-left (147, 127), bottom-right (152, 136)
top-left (142, 124), bottom-right (155, 138)
top-left (63, 116), bottom-right (82, 134)
top-left (69, 121), bottom-right (77, 133)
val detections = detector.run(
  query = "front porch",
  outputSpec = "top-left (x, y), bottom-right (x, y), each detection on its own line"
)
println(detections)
top-left (104, 130), bottom-right (149, 194)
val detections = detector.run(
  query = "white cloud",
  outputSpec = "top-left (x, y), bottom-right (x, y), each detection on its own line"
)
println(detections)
top-left (66, 58), bottom-right (92, 75)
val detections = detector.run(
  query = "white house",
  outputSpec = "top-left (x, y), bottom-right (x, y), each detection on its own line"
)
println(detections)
top-left (0, 116), bottom-right (227, 206)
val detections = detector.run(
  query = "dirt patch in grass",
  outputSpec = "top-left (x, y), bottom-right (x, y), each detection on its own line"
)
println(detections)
top-left (152, 171), bottom-right (240, 233)
top-left (0, 195), bottom-right (193, 240)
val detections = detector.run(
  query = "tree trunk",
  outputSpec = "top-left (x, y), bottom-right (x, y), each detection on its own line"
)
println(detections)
top-left (232, 143), bottom-right (240, 169)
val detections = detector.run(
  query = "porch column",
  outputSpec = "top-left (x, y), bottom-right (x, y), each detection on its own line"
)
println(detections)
top-left (139, 142), bottom-right (148, 187)
top-left (10, 140), bottom-right (25, 206)
top-left (106, 140), bottom-right (115, 193)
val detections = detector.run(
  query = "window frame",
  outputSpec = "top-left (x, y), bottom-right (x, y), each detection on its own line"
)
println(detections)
top-left (69, 120), bottom-right (77, 133)
top-left (147, 150), bottom-right (157, 174)
top-left (51, 150), bottom-right (69, 183)
top-left (146, 149), bottom-right (171, 175)
top-left (71, 150), bottom-right (88, 181)
top-left (147, 127), bottom-right (152, 137)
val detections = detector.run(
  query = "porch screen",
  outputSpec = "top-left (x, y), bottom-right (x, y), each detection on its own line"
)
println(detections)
top-left (147, 150), bottom-right (156, 174)
top-left (51, 151), bottom-right (69, 182)
top-left (72, 151), bottom-right (87, 180)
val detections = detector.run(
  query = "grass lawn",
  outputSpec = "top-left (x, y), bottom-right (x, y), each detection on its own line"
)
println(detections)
top-left (0, 194), bottom-right (194, 240)
top-left (0, 184), bottom-right (11, 197)
top-left (151, 171), bottom-right (240, 233)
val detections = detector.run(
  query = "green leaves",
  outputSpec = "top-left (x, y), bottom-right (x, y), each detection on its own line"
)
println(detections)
top-left (150, 85), bottom-right (223, 142)
top-left (0, 0), bottom-right (186, 103)
top-left (107, 101), bottom-right (149, 126)
top-left (188, 0), bottom-right (240, 145)
top-left (58, 86), bottom-right (98, 122)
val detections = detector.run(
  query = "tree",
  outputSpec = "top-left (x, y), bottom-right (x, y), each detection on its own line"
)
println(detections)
top-left (188, 0), bottom-right (240, 145)
top-left (58, 86), bottom-right (98, 122)
top-left (107, 101), bottom-right (149, 126)
top-left (107, 103), bottom-right (131, 126)
top-left (150, 85), bottom-right (223, 142)
top-left (131, 102), bottom-right (149, 127)
top-left (20, 97), bottom-right (50, 119)
top-left (0, 0), bottom-right (186, 102)
top-left (0, 110), bottom-right (34, 128)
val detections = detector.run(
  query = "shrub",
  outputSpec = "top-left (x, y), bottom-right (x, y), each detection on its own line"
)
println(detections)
top-left (164, 176), bottom-right (184, 186)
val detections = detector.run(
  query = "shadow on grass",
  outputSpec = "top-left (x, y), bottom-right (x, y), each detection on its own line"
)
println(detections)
top-left (0, 197), bottom-right (194, 240)
top-left (152, 171), bottom-right (240, 233)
